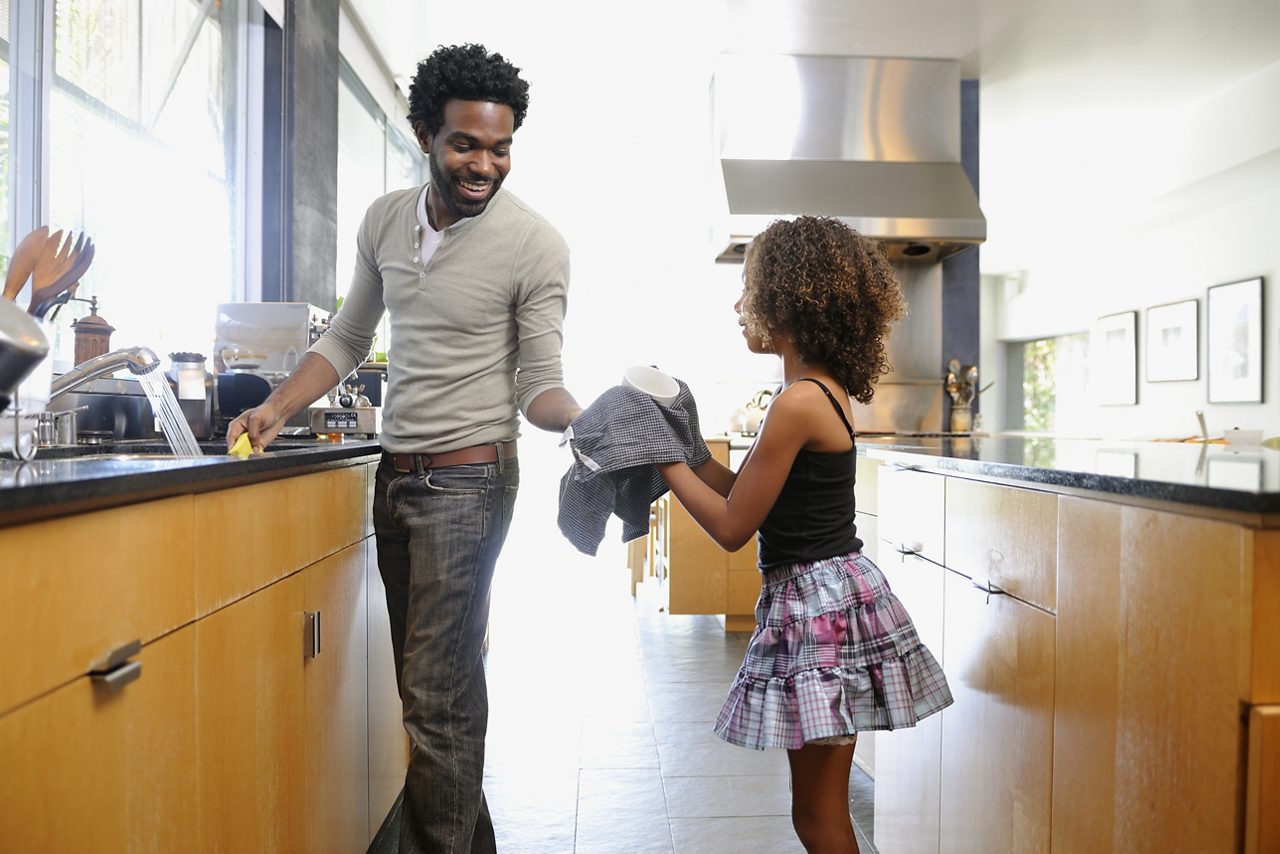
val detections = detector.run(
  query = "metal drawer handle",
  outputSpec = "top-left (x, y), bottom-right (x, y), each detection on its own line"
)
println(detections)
top-left (305, 610), bottom-right (321, 659)
top-left (90, 660), bottom-right (142, 693)
top-left (88, 639), bottom-right (141, 674)
top-left (893, 463), bottom-right (924, 472)
top-left (972, 575), bottom-right (1006, 605)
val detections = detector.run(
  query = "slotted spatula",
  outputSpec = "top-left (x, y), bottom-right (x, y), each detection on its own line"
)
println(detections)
top-left (31, 240), bottom-right (96, 319)
top-left (28, 231), bottom-right (91, 317)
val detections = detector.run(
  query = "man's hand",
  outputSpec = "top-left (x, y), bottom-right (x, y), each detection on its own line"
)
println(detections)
top-left (225, 400), bottom-right (289, 454)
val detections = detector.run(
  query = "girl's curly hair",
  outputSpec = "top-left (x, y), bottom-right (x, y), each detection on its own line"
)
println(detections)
top-left (741, 216), bottom-right (906, 404)
top-left (407, 44), bottom-right (530, 136)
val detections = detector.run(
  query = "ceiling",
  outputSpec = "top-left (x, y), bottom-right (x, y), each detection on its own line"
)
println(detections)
top-left (348, 0), bottom-right (1280, 115)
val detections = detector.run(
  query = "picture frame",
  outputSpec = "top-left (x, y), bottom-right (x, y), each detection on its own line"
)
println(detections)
top-left (1145, 299), bottom-right (1198, 382)
top-left (1092, 310), bottom-right (1137, 406)
top-left (1206, 277), bottom-right (1264, 404)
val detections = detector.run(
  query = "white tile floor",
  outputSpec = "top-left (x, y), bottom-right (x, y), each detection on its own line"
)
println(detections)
top-left (373, 442), bottom-right (877, 853)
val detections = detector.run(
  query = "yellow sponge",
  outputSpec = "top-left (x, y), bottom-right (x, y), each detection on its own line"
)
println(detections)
top-left (228, 432), bottom-right (254, 459)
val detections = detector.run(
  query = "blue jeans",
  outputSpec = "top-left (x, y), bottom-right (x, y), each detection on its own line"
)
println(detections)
top-left (373, 453), bottom-right (520, 854)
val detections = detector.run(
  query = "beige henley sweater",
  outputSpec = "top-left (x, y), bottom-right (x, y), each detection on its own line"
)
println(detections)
top-left (310, 185), bottom-right (571, 453)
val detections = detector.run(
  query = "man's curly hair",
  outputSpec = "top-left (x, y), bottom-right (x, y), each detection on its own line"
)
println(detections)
top-left (407, 44), bottom-right (530, 136)
top-left (741, 216), bottom-right (906, 404)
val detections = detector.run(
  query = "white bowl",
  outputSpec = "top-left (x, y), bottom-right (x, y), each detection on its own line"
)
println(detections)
top-left (623, 365), bottom-right (679, 406)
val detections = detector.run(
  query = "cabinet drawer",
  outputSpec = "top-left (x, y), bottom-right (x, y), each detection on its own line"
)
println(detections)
top-left (194, 465), bottom-right (369, 615)
top-left (945, 478), bottom-right (1057, 612)
top-left (0, 496), bottom-right (196, 715)
top-left (878, 465), bottom-right (945, 566)
top-left (0, 625), bottom-right (197, 851)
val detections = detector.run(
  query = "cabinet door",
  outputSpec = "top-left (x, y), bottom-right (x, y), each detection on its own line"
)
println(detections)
top-left (873, 552), bottom-right (945, 854)
top-left (195, 573), bottom-right (306, 853)
top-left (939, 570), bottom-right (1054, 854)
top-left (666, 440), bottom-right (730, 615)
top-left (1053, 498), bottom-right (1245, 853)
top-left (0, 625), bottom-right (197, 853)
top-left (304, 542), bottom-right (371, 853)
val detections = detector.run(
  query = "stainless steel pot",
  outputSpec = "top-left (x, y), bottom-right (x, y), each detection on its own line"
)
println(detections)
top-left (0, 297), bottom-right (51, 411)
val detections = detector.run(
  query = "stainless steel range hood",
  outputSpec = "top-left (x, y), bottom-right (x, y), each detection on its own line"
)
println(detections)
top-left (713, 55), bottom-right (985, 263)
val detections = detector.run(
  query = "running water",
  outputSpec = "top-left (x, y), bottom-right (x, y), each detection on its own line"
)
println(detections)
top-left (136, 367), bottom-right (204, 458)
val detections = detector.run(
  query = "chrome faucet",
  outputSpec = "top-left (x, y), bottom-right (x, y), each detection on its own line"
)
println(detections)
top-left (49, 346), bottom-right (161, 404)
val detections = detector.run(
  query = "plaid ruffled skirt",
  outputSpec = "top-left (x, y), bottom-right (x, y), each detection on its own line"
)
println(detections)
top-left (715, 551), bottom-right (953, 750)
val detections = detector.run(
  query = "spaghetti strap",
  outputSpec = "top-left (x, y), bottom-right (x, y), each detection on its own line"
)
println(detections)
top-left (797, 377), bottom-right (856, 439)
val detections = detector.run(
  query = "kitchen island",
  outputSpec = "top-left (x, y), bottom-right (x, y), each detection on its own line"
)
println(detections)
top-left (0, 439), bottom-right (407, 853)
top-left (852, 433), bottom-right (1279, 854)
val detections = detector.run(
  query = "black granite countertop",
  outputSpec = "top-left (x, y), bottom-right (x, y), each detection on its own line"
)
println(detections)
top-left (0, 438), bottom-right (382, 526)
top-left (718, 431), bottom-right (1280, 514)
top-left (856, 434), bottom-right (1280, 514)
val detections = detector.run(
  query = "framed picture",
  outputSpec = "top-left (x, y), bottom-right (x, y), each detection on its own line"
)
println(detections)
top-left (1207, 277), bottom-right (1264, 403)
top-left (1145, 299), bottom-right (1198, 382)
top-left (1092, 311), bottom-right (1137, 405)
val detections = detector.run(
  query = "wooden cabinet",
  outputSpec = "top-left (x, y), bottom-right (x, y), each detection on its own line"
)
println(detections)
top-left (304, 543), bottom-right (372, 854)
top-left (0, 495), bottom-right (196, 715)
top-left (873, 552), bottom-right (946, 854)
top-left (870, 458), bottom-right (1279, 854)
top-left (1247, 705), bottom-right (1280, 854)
top-left (877, 464), bottom-right (945, 566)
top-left (1052, 498), bottom-right (1246, 853)
top-left (193, 465), bottom-right (368, 616)
top-left (0, 625), bottom-right (198, 852)
top-left (661, 439), bottom-right (757, 630)
top-left (195, 572), bottom-right (307, 852)
top-left (0, 459), bottom-right (404, 852)
top-left (939, 570), bottom-right (1054, 854)
top-left (945, 477), bottom-right (1057, 612)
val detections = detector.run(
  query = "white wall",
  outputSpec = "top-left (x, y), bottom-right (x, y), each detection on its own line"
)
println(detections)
top-left (398, 3), bottom-right (783, 434)
top-left (982, 59), bottom-right (1280, 439)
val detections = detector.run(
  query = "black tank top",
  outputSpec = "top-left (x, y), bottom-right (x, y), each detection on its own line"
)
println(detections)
top-left (756, 378), bottom-right (863, 569)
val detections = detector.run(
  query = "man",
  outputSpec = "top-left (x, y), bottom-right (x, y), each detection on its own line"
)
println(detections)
top-left (228, 43), bottom-right (580, 853)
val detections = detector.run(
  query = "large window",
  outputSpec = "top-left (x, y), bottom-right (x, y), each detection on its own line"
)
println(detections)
top-left (1006, 332), bottom-right (1089, 433)
top-left (45, 0), bottom-right (241, 368)
top-left (335, 58), bottom-right (421, 361)
top-left (0, 0), bottom-right (12, 273)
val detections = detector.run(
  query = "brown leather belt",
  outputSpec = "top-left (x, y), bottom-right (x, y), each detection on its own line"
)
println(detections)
top-left (388, 440), bottom-right (517, 473)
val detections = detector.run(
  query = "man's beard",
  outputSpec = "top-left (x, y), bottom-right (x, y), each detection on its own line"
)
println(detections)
top-left (429, 154), bottom-right (498, 222)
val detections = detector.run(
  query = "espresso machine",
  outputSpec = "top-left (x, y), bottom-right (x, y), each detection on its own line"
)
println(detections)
top-left (212, 302), bottom-right (331, 435)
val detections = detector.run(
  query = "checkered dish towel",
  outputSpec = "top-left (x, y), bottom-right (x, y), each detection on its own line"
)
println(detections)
top-left (557, 379), bottom-right (712, 556)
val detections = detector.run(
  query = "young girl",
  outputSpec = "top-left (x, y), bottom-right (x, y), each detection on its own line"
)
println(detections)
top-left (658, 216), bottom-right (952, 854)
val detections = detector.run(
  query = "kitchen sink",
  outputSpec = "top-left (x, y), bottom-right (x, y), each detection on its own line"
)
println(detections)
top-left (35, 438), bottom-right (331, 460)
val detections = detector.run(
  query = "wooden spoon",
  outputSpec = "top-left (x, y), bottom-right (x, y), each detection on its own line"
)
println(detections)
top-left (2, 226), bottom-right (51, 301)
top-left (27, 231), bottom-right (83, 315)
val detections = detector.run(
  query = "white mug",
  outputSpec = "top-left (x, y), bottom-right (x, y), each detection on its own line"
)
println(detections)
top-left (623, 365), bottom-right (679, 406)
